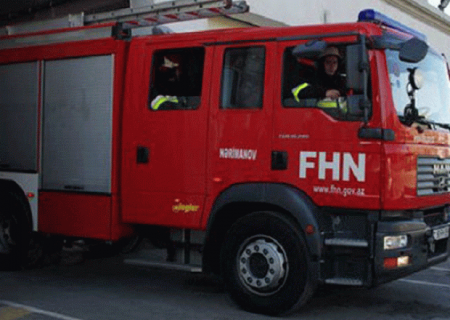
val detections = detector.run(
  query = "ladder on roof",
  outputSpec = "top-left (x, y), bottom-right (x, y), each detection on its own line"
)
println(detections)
top-left (2, 0), bottom-right (249, 35)
top-left (86, 0), bottom-right (249, 29)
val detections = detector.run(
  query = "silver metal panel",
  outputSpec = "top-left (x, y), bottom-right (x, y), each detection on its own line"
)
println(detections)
top-left (0, 62), bottom-right (39, 172)
top-left (42, 55), bottom-right (113, 193)
top-left (0, 26), bottom-right (113, 50)
top-left (4, 13), bottom-right (84, 36)
top-left (130, 0), bottom-right (154, 8)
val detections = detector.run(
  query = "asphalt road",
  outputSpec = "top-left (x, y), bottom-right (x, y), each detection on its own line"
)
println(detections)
top-left (0, 247), bottom-right (449, 320)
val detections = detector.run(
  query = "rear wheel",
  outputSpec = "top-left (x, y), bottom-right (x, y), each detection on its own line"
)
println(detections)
top-left (0, 192), bottom-right (32, 270)
top-left (221, 211), bottom-right (316, 316)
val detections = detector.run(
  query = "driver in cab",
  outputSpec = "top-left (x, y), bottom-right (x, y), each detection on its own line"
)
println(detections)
top-left (291, 46), bottom-right (346, 110)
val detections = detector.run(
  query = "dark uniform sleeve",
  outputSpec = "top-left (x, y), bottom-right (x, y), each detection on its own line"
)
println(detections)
top-left (292, 81), bottom-right (327, 101)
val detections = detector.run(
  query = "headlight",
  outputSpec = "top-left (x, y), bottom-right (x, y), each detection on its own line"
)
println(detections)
top-left (384, 235), bottom-right (408, 250)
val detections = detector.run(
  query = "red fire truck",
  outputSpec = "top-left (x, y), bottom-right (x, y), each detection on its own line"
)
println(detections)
top-left (0, 0), bottom-right (449, 315)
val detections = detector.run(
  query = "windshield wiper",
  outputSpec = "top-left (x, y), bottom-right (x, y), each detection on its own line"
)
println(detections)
top-left (415, 118), bottom-right (450, 131)
top-left (399, 114), bottom-right (450, 131)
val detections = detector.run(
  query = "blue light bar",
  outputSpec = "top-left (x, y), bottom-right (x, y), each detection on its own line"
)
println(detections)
top-left (358, 9), bottom-right (427, 41)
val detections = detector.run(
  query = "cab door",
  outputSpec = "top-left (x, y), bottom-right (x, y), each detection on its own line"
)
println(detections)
top-left (121, 39), bottom-right (213, 228)
top-left (207, 43), bottom-right (275, 197)
top-left (273, 38), bottom-right (382, 209)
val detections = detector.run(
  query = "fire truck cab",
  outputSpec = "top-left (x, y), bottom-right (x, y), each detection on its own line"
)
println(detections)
top-left (0, 5), bottom-right (449, 315)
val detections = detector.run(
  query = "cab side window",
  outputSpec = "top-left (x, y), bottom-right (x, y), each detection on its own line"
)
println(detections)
top-left (149, 47), bottom-right (205, 111)
top-left (282, 42), bottom-right (371, 121)
top-left (282, 44), bottom-right (368, 121)
top-left (220, 46), bottom-right (265, 109)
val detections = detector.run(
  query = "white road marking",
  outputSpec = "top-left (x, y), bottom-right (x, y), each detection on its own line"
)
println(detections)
top-left (0, 300), bottom-right (83, 320)
top-left (398, 279), bottom-right (450, 289)
top-left (430, 266), bottom-right (450, 272)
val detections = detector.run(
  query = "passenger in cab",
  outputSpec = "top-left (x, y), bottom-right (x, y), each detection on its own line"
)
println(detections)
top-left (151, 54), bottom-right (185, 111)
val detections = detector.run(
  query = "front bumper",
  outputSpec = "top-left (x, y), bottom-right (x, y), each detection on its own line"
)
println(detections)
top-left (374, 220), bottom-right (450, 285)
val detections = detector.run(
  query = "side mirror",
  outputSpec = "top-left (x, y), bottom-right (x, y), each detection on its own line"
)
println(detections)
top-left (399, 38), bottom-right (428, 63)
top-left (292, 40), bottom-right (327, 59)
top-left (346, 38), bottom-right (371, 123)
top-left (346, 44), bottom-right (365, 93)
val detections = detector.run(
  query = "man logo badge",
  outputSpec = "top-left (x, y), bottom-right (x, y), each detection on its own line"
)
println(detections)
top-left (433, 163), bottom-right (450, 175)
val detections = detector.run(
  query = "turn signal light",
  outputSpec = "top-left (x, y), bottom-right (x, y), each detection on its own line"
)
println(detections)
top-left (384, 256), bottom-right (410, 269)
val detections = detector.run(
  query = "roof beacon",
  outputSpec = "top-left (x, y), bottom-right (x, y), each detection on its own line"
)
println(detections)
top-left (358, 9), bottom-right (427, 41)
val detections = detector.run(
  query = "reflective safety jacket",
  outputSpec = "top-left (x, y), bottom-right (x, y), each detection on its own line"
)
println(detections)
top-left (151, 95), bottom-right (179, 110)
top-left (291, 83), bottom-right (310, 102)
top-left (291, 83), bottom-right (347, 112)
top-left (291, 70), bottom-right (346, 103)
top-left (317, 97), bottom-right (347, 112)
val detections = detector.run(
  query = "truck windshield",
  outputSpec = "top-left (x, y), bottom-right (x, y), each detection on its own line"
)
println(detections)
top-left (386, 49), bottom-right (450, 126)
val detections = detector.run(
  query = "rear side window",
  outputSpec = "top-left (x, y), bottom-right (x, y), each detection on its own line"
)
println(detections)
top-left (149, 47), bottom-right (205, 111)
top-left (220, 46), bottom-right (265, 109)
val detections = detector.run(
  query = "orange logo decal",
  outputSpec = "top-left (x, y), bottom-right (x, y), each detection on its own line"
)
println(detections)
top-left (172, 203), bottom-right (200, 213)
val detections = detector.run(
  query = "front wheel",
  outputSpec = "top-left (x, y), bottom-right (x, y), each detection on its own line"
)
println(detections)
top-left (221, 211), bottom-right (316, 316)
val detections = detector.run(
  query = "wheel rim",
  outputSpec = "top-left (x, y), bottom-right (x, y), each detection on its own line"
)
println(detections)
top-left (237, 235), bottom-right (289, 296)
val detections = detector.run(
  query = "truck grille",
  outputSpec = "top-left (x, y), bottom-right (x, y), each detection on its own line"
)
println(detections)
top-left (417, 157), bottom-right (450, 196)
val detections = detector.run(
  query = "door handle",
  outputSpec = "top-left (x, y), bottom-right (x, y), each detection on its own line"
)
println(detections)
top-left (271, 151), bottom-right (288, 170)
top-left (136, 146), bottom-right (149, 164)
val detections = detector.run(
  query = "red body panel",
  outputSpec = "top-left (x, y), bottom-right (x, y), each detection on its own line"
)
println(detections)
top-left (364, 49), bottom-right (450, 210)
top-left (383, 143), bottom-right (450, 209)
top-left (39, 192), bottom-right (109, 239)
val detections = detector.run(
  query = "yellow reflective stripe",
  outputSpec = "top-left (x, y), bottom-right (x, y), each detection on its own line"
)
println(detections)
top-left (340, 100), bottom-right (348, 113)
top-left (317, 100), bottom-right (338, 108)
top-left (291, 83), bottom-right (310, 102)
top-left (151, 96), bottom-right (166, 110)
top-left (317, 99), bottom-right (348, 112)
top-left (151, 96), bottom-right (179, 110)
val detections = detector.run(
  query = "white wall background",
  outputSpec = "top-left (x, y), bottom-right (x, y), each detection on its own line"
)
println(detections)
top-left (243, 0), bottom-right (450, 58)
top-left (150, 0), bottom-right (450, 58)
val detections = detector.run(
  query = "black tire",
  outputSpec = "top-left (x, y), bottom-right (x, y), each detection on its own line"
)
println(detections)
top-left (0, 191), bottom-right (32, 270)
top-left (221, 211), bottom-right (316, 316)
